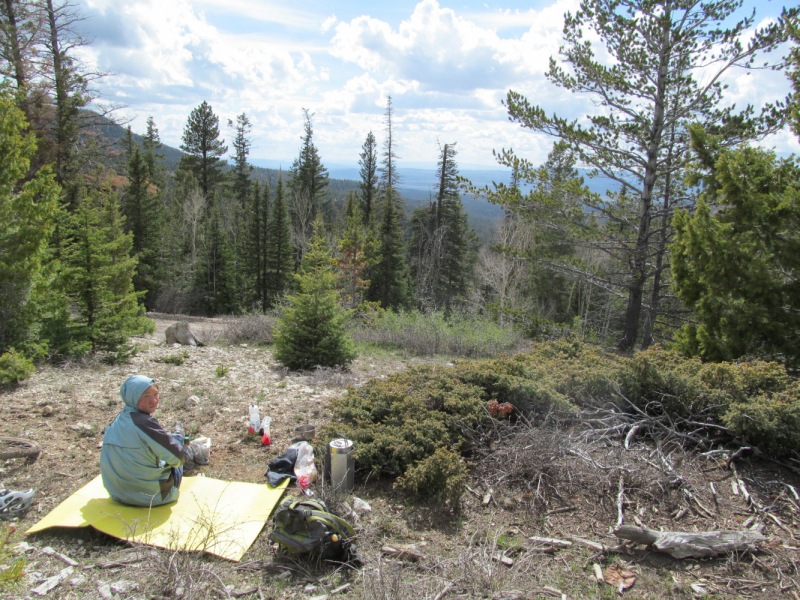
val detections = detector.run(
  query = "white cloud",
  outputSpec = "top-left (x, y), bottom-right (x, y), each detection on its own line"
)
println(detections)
top-left (321, 15), bottom-right (337, 33)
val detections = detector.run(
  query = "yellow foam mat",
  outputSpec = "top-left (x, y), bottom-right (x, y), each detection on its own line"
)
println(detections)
top-left (26, 475), bottom-right (288, 561)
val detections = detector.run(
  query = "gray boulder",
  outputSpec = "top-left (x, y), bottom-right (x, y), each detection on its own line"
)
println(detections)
top-left (165, 321), bottom-right (203, 346)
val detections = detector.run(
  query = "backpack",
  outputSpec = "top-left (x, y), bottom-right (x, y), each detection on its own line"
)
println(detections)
top-left (269, 498), bottom-right (356, 561)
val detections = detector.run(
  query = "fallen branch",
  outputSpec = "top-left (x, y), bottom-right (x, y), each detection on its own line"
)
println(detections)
top-left (546, 506), bottom-right (576, 516)
top-left (614, 525), bottom-right (764, 559)
top-left (615, 474), bottom-right (625, 529)
top-left (528, 536), bottom-right (572, 549)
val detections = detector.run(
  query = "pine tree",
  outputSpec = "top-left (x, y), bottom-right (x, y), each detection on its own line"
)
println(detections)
top-left (408, 142), bottom-right (476, 310)
top-left (264, 173), bottom-right (293, 306)
top-left (500, 0), bottom-right (793, 350)
top-left (358, 131), bottom-right (378, 225)
top-left (46, 184), bottom-right (152, 356)
top-left (142, 116), bottom-right (165, 185)
top-left (289, 109), bottom-right (329, 258)
top-left (367, 189), bottom-right (410, 310)
top-left (0, 90), bottom-right (60, 354)
top-left (274, 214), bottom-right (356, 370)
top-left (180, 101), bottom-right (227, 197)
top-left (194, 199), bottom-right (233, 315)
top-left (122, 145), bottom-right (162, 308)
top-left (378, 96), bottom-right (401, 210)
top-left (229, 112), bottom-right (253, 211)
top-left (337, 197), bottom-right (375, 310)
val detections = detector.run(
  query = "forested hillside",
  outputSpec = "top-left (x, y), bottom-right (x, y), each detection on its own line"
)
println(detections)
top-left (0, 0), bottom-right (799, 375)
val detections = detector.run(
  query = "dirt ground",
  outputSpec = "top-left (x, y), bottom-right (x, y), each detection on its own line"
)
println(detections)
top-left (2, 314), bottom-right (800, 599)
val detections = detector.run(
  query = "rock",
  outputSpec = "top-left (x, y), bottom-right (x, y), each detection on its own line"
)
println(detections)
top-left (171, 382), bottom-right (181, 391)
top-left (31, 566), bottom-right (73, 596)
top-left (41, 406), bottom-right (53, 417)
top-left (172, 343), bottom-right (182, 348)
top-left (15, 541), bottom-right (35, 554)
top-left (185, 395), bottom-right (201, 409)
top-left (98, 583), bottom-right (113, 600)
top-left (70, 422), bottom-right (94, 433)
top-left (165, 321), bottom-right (203, 347)
top-left (353, 497), bottom-right (372, 514)
top-left (69, 574), bottom-right (86, 586)
top-left (110, 580), bottom-right (139, 594)
top-left (303, 584), bottom-right (316, 593)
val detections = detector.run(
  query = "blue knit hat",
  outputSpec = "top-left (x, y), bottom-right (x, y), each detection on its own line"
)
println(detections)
top-left (120, 375), bottom-right (154, 410)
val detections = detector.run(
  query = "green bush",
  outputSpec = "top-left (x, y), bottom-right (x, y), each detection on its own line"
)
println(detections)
top-left (327, 337), bottom-right (800, 502)
top-left (619, 345), bottom-right (800, 455)
top-left (352, 309), bottom-right (523, 358)
top-left (395, 447), bottom-right (470, 508)
top-left (159, 352), bottom-right (187, 366)
top-left (0, 348), bottom-right (34, 384)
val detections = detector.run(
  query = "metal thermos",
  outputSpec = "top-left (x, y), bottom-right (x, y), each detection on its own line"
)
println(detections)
top-left (328, 438), bottom-right (354, 492)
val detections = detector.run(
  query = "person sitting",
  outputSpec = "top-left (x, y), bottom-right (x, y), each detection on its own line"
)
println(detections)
top-left (100, 375), bottom-right (190, 507)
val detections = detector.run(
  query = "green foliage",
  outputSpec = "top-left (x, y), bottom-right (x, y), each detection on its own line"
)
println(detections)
top-left (496, 0), bottom-right (791, 350)
top-left (408, 142), bottom-right (478, 311)
top-left (672, 126), bottom-right (800, 367)
top-left (619, 345), bottom-right (800, 456)
top-left (0, 89), bottom-right (60, 354)
top-left (216, 364), bottom-right (228, 377)
top-left (264, 175), bottom-right (293, 306)
top-left (366, 191), bottom-right (410, 310)
top-left (352, 309), bottom-right (523, 358)
top-left (160, 352), bottom-right (187, 366)
top-left (180, 101), bottom-right (227, 196)
top-left (274, 215), bottom-right (356, 370)
top-left (41, 184), bottom-right (153, 357)
top-left (396, 447), bottom-right (470, 508)
top-left (358, 131), bottom-right (379, 224)
top-left (0, 522), bottom-right (26, 591)
top-left (288, 108), bottom-right (329, 223)
top-left (0, 348), bottom-right (34, 385)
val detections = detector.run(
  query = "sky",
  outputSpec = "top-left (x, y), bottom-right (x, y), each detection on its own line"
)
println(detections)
top-left (76, 0), bottom-right (797, 169)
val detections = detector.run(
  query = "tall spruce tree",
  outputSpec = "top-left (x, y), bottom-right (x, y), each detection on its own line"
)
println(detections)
top-left (378, 96), bottom-right (401, 210)
top-left (0, 89), bottom-right (60, 354)
top-left (358, 131), bottom-right (378, 225)
top-left (229, 112), bottom-right (253, 211)
top-left (195, 200), bottom-right (233, 315)
top-left (289, 109), bottom-right (329, 255)
top-left (142, 116), bottom-right (165, 184)
top-left (499, 0), bottom-right (794, 350)
top-left (409, 142), bottom-right (476, 310)
top-left (44, 185), bottom-right (152, 356)
top-left (274, 214), bottom-right (356, 370)
top-left (265, 173), bottom-right (293, 306)
top-left (180, 101), bottom-right (227, 197)
top-left (368, 188), bottom-right (410, 310)
top-left (122, 145), bottom-right (162, 308)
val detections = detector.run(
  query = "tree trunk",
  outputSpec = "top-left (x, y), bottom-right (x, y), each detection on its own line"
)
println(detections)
top-left (619, 6), bottom-right (672, 351)
top-left (614, 525), bottom-right (764, 559)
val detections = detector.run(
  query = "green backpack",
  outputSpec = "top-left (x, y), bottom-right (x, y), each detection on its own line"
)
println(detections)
top-left (269, 498), bottom-right (356, 560)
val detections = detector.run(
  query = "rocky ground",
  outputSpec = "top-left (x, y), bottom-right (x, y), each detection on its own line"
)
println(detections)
top-left (2, 314), bottom-right (800, 600)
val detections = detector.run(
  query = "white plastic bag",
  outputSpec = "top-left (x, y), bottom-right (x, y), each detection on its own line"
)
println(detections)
top-left (248, 405), bottom-right (261, 434)
top-left (190, 436), bottom-right (211, 465)
top-left (294, 441), bottom-right (317, 490)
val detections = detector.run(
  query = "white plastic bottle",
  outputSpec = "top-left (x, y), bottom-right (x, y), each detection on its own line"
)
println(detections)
top-left (248, 404), bottom-right (261, 435)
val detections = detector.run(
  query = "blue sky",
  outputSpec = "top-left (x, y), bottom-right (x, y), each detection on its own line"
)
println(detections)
top-left (77, 0), bottom-right (797, 169)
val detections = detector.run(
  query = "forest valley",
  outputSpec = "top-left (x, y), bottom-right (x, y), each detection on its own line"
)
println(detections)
top-left (1, 0), bottom-right (800, 375)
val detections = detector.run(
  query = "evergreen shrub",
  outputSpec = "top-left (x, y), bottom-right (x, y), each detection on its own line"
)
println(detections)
top-left (619, 345), bottom-right (800, 455)
top-left (326, 338), bottom-right (800, 504)
top-left (0, 348), bottom-right (34, 385)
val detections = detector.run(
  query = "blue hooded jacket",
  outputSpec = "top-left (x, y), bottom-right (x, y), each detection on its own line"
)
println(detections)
top-left (100, 376), bottom-right (185, 506)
